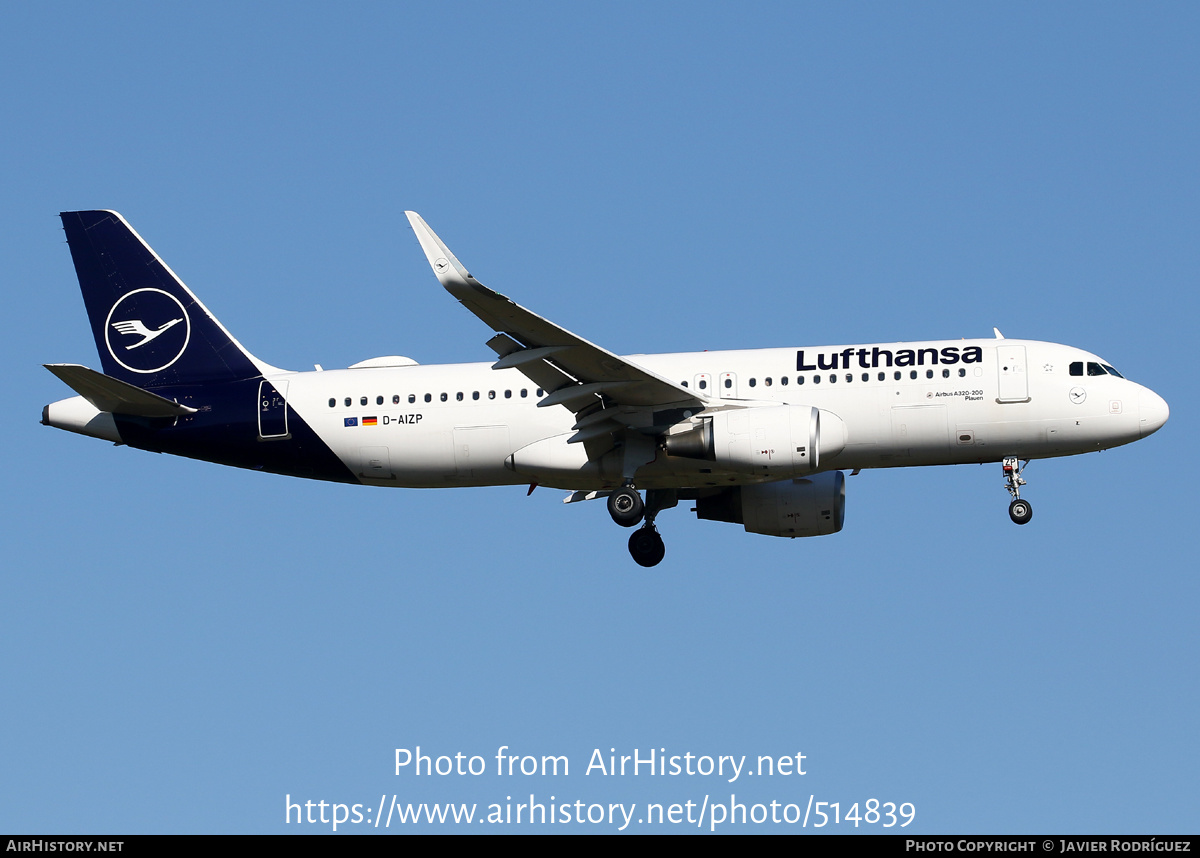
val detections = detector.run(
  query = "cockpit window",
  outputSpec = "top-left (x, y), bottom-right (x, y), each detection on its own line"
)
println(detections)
top-left (1075, 360), bottom-right (1118, 376)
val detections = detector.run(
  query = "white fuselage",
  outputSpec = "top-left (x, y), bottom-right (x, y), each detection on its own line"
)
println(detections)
top-left (262, 338), bottom-right (1166, 490)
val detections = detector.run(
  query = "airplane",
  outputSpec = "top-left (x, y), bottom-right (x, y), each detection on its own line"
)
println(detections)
top-left (43, 210), bottom-right (1169, 567)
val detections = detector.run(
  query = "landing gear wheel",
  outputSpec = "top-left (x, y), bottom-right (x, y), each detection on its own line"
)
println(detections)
top-left (1002, 458), bottom-right (1033, 525)
top-left (608, 486), bottom-right (645, 527)
top-left (1008, 498), bottom-right (1033, 525)
top-left (628, 526), bottom-right (666, 567)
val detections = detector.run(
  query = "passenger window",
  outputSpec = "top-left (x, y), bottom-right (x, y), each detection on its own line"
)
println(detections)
top-left (521, 389), bottom-right (528, 398)
top-left (812, 375), bottom-right (820, 384)
top-left (724, 378), bottom-right (732, 389)
top-left (360, 396), bottom-right (368, 406)
top-left (537, 389), bottom-right (544, 396)
top-left (344, 397), bottom-right (351, 407)
top-left (910, 371), bottom-right (918, 379)
top-left (456, 392), bottom-right (463, 401)
top-left (505, 390), bottom-right (512, 398)
top-left (926, 369), bottom-right (934, 379)
top-left (408, 394), bottom-right (416, 404)
top-left (862, 373), bottom-right (869, 382)
top-left (472, 391), bottom-right (480, 400)
top-left (699, 379), bottom-right (707, 390)
top-left (328, 398), bottom-right (335, 408)
top-left (749, 378), bottom-right (756, 388)
top-left (392, 395), bottom-right (400, 404)
top-left (829, 374), bottom-right (837, 383)
top-left (376, 395), bottom-right (384, 405)
top-left (781, 376), bottom-right (788, 386)
top-left (958, 368), bottom-right (966, 377)
top-left (440, 393), bottom-right (448, 402)
top-left (797, 376), bottom-right (804, 385)
top-left (765, 377), bottom-right (772, 387)
top-left (489, 390), bottom-right (496, 399)
top-left (1069, 362), bottom-right (1084, 376)
top-left (424, 393), bottom-right (432, 403)
top-left (878, 372), bottom-right (885, 381)
top-left (845, 373), bottom-right (852, 383)
top-left (681, 380), bottom-right (688, 387)
top-left (942, 369), bottom-right (950, 378)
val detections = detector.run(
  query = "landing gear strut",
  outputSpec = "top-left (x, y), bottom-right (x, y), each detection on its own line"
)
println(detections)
top-left (1003, 457), bottom-right (1033, 525)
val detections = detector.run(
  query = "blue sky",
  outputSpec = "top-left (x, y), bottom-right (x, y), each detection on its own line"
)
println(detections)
top-left (3, 2), bottom-right (1197, 834)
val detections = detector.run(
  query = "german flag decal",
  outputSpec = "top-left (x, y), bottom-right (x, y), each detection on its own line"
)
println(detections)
top-left (363, 416), bottom-right (378, 426)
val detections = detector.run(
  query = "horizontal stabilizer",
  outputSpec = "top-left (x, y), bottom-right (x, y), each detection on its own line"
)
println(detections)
top-left (44, 364), bottom-right (197, 418)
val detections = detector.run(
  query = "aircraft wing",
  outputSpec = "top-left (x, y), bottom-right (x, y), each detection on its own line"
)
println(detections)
top-left (406, 212), bottom-right (706, 429)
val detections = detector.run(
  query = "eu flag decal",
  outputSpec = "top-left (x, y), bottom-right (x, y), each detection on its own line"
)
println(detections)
top-left (363, 416), bottom-right (378, 426)
top-left (344, 417), bottom-right (358, 427)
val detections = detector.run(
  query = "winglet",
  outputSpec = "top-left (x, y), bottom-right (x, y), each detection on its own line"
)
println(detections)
top-left (405, 211), bottom-right (475, 291)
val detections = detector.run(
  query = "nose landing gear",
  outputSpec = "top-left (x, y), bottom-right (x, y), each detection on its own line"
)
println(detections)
top-left (1008, 498), bottom-right (1033, 525)
top-left (1003, 457), bottom-right (1033, 525)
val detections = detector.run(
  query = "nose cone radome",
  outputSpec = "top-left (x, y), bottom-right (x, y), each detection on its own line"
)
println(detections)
top-left (1138, 388), bottom-right (1169, 438)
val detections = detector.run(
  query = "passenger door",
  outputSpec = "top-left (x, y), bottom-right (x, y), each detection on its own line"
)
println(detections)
top-left (996, 345), bottom-right (1029, 403)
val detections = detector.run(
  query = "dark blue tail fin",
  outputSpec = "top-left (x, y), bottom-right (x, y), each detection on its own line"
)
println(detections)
top-left (60, 210), bottom-right (268, 388)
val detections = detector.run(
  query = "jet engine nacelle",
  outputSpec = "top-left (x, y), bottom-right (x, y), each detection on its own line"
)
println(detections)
top-left (665, 405), bottom-right (847, 477)
top-left (695, 470), bottom-right (847, 538)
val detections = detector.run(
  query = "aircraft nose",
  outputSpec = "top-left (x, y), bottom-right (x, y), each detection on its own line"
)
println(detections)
top-left (1138, 387), bottom-right (1169, 438)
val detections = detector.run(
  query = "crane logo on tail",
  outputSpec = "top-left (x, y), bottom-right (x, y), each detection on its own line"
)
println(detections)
top-left (103, 288), bottom-right (191, 374)
top-left (111, 317), bottom-right (183, 350)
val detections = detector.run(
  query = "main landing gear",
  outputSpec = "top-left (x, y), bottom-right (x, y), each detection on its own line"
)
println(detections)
top-left (628, 525), bottom-right (666, 568)
top-left (607, 484), bottom-right (676, 567)
top-left (1003, 457), bottom-right (1033, 525)
top-left (607, 484), bottom-right (644, 527)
